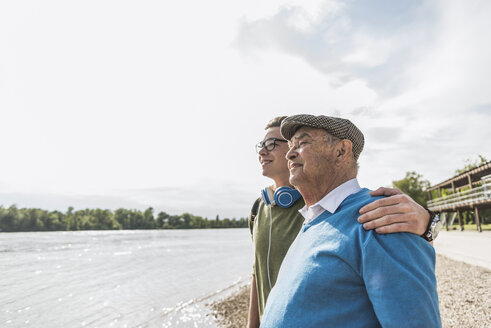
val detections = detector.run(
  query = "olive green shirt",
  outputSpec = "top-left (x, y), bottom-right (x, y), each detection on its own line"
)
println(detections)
top-left (248, 198), bottom-right (305, 318)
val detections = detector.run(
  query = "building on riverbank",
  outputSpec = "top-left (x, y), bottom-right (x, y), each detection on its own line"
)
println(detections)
top-left (427, 161), bottom-right (491, 232)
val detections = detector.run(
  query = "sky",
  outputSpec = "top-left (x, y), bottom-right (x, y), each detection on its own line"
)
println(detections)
top-left (1, 0), bottom-right (490, 219)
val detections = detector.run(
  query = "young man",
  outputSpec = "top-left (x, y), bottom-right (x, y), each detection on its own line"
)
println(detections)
top-left (247, 116), bottom-right (440, 327)
top-left (259, 115), bottom-right (440, 327)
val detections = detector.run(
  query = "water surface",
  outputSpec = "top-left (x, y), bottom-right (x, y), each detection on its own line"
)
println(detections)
top-left (0, 229), bottom-right (252, 327)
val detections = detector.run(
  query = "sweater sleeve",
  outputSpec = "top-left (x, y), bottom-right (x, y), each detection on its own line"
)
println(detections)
top-left (361, 231), bottom-right (441, 328)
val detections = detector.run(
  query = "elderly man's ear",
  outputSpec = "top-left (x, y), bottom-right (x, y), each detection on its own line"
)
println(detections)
top-left (335, 140), bottom-right (353, 163)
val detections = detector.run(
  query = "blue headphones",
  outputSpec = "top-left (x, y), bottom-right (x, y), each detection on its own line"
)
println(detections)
top-left (261, 186), bottom-right (302, 208)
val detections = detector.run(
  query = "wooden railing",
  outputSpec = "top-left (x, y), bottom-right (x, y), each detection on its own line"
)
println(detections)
top-left (428, 175), bottom-right (491, 211)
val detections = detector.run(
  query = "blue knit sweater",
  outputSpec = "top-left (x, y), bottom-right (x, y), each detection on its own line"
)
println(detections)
top-left (261, 189), bottom-right (441, 328)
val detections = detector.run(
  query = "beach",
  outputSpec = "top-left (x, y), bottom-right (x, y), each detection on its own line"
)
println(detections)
top-left (210, 254), bottom-right (491, 328)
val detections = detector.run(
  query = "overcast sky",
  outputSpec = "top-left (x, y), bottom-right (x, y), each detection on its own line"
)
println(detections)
top-left (1, 0), bottom-right (490, 219)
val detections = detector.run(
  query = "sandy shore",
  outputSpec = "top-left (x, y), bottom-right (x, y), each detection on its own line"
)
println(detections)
top-left (209, 254), bottom-right (491, 327)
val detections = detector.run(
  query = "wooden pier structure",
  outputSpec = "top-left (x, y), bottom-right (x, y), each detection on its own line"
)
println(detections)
top-left (427, 161), bottom-right (491, 232)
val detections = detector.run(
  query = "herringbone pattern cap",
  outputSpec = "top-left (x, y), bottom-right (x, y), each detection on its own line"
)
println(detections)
top-left (280, 114), bottom-right (365, 160)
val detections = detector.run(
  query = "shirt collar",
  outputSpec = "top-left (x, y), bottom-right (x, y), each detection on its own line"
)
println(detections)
top-left (299, 178), bottom-right (361, 224)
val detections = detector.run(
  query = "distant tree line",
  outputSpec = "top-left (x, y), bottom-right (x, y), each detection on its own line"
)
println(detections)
top-left (0, 206), bottom-right (247, 232)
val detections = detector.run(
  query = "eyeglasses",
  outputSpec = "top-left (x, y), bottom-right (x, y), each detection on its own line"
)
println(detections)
top-left (255, 138), bottom-right (287, 153)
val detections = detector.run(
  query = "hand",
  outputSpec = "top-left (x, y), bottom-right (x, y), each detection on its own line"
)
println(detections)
top-left (247, 275), bottom-right (260, 328)
top-left (357, 187), bottom-right (430, 235)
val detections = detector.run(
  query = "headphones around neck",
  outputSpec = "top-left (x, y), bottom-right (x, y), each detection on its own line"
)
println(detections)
top-left (261, 186), bottom-right (302, 208)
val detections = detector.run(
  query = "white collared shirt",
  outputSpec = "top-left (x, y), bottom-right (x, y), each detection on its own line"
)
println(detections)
top-left (299, 178), bottom-right (361, 224)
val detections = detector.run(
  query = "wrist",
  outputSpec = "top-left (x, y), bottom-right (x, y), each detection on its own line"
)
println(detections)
top-left (421, 209), bottom-right (442, 242)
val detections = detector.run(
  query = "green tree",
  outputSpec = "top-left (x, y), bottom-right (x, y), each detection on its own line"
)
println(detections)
top-left (92, 209), bottom-right (120, 230)
top-left (156, 211), bottom-right (170, 228)
top-left (392, 171), bottom-right (430, 207)
top-left (142, 207), bottom-right (156, 229)
top-left (114, 208), bottom-right (131, 229)
top-left (190, 215), bottom-right (205, 228)
top-left (0, 205), bottom-right (19, 232)
top-left (129, 210), bottom-right (145, 229)
top-left (65, 207), bottom-right (75, 230)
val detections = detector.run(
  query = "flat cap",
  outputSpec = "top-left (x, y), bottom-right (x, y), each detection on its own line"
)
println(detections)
top-left (280, 114), bottom-right (365, 160)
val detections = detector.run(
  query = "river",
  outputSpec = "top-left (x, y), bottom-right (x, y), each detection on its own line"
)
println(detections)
top-left (0, 229), bottom-right (252, 328)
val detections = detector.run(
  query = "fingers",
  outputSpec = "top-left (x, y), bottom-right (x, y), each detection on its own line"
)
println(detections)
top-left (374, 222), bottom-right (417, 234)
top-left (360, 212), bottom-right (408, 229)
top-left (359, 194), bottom-right (408, 215)
top-left (369, 187), bottom-right (403, 197)
top-left (360, 213), bottom-right (422, 233)
top-left (360, 211), bottom-right (427, 235)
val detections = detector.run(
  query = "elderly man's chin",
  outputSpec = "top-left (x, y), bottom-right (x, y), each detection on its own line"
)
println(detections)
top-left (288, 172), bottom-right (304, 188)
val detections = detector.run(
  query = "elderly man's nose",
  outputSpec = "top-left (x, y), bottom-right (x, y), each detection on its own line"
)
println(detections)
top-left (286, 147), bottom-right (296, 160)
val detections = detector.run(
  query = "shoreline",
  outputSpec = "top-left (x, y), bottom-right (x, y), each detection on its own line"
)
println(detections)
top-left (209, 254), bottom-right (491, 328)
top-left (209, 285), bottom-right (251, 328)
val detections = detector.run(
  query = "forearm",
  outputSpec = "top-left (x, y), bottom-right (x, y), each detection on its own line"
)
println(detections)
top-left (247, 275), bottom-right (260, 328)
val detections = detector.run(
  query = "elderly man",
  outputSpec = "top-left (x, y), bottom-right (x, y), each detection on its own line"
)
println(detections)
top-left (248, 116), bottom-right (441, 327)
top-left (260, 115), bottom-right (441, 328)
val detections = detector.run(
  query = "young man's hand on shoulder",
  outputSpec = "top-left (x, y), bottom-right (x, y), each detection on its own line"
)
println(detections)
top-left (357, 187), bottom-right (430, 235)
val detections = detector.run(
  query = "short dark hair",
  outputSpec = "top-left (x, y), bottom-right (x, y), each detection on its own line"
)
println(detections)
top-left (265, 116), bottom-right (288, 130)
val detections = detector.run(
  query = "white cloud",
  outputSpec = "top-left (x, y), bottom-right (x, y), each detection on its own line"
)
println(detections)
top-left (234, 0), bottom-right (439, 95)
